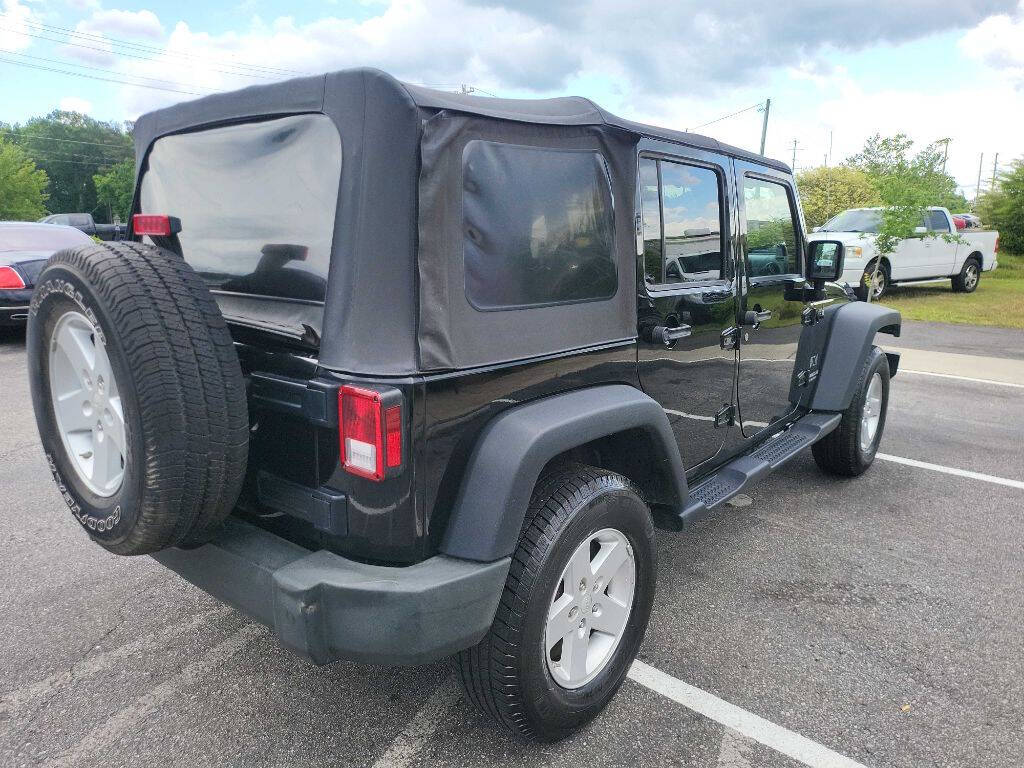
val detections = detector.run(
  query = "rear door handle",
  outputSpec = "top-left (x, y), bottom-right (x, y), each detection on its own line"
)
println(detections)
top-left (647, 324), bottom-right (692, 346)
top-left (742, 309), bottom-right (772, 326)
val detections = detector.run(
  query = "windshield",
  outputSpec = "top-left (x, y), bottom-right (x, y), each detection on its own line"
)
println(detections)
top-left (0, 225), bottom-right (91, 252)
top-left (820, 209), bottom-right (881, 233)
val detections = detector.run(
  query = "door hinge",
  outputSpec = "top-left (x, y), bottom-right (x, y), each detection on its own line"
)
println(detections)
top-left (714, 404), bottom-right (736, 428)
top-left (720, 326), bottom-right (740, 350)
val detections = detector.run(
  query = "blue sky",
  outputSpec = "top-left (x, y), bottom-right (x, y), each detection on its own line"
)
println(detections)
top-left (2, 0), bottom-right (1023, 194)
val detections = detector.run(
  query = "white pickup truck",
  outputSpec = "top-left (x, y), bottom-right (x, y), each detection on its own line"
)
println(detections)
top-left (808, 206), bottom-right (999, 300)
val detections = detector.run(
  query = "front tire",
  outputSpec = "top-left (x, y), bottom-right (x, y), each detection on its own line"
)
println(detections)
top-left (855, 260), bottom-right (889, 301)
top-left (456, 464), bottom-right (656, 741)
top-left (812, 346), bottom-right (890, 476)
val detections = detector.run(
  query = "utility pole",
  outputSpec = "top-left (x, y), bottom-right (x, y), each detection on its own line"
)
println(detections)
top-left (975, 152), bottom-right (984, 204)
top-left (936, 138), bottom-right (951, 173)
top-left (759, 98), bottom-right (771, 156)
top-left (791, 138), bottom-right (798, 171)
top-left (991, 152), bottom-right (999, 191)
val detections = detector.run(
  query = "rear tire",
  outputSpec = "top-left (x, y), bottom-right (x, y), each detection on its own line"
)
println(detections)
top-left (812, 346), bottom-right (889, 477)
top-left (27, 242), bottom-right (248, 555)
top-left (456, 464), bottom-right (656, 741)
top-left (951, 257), bottom-right (981, 293)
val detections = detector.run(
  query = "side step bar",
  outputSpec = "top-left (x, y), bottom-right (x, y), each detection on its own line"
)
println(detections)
top-left (656, 412), bottom-right (841, 531)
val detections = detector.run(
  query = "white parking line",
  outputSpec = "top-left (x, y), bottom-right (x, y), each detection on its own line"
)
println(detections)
top-left (371, 675), bottom-right (457, 768)
top-left (876, 453), bottom-right (1024, 490)
top-left (628, 660), bottom-right (868, 768)
top-left (898, 368), bottom-right (1024, 389)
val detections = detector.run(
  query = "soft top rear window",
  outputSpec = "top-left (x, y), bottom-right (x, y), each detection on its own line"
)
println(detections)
top-left (139, 113), bottom-right (341, 303)
top-left (462, 141), bottom-right (617, 311)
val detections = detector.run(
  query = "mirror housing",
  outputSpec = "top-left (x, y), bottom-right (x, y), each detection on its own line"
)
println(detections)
top-left (807, 240), bottom-right (844, 284)
top-left (913, 225), bottom-right (928, 235)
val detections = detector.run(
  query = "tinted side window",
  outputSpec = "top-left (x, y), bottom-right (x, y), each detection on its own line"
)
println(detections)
top-left (463, 142), bottom-right (617, 310)
top-left (140, 114), bottom-right (341, 302)
top-left (742, 177), bottom-right (800, 276)
top-left (926, 210), bottom-right (950, 232)
top-left (69, 214), bottom-right (91, 227)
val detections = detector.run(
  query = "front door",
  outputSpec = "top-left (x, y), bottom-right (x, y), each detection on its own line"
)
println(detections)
top-left (733, 165), bottom-right (806, 440)
top-left (636, 149), bottom-right (738, 472)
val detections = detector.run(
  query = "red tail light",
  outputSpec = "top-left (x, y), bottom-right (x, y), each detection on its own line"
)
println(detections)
top-left (132, 214), bottom-right (181, 237)
top-left (338, 386), bottom-right (403, 481)
top-left (0, 266), bottom-right (26, 289)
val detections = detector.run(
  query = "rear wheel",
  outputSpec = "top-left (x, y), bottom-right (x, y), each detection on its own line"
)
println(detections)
top-left (951, 257), bottom-right (981, 293)
top-left (456, 464), bottom-right (656, 741)
top-left (812, 346), bottom-right (889, 476)
top-left (27, 242), bottom-right (248, 555)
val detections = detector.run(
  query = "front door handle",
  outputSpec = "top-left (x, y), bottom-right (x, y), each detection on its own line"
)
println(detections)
top-left (742, 309), bottom-right (772, 327)
top-left (645, 324), bottom-right (692, 347)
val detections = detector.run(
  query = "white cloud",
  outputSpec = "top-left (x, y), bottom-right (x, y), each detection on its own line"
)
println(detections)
top-left (0, 0), bottom-right (37, 53)
top-left (80, 8), bottom-right (165, 40)
top-left (958, 0), bottom-right (1024, 87)
top-left (59, 95), bottom-right (93, 113)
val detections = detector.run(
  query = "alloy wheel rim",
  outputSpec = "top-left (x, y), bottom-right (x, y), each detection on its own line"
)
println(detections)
top-left (872, 271), bottom-right (885, 298)
top-left (965, 265), bottom-right (978, 290)
top-left (860, 372), bottom-right (883, 453)
top-left (545, 527), bottom-right (636, 689)
top-left (48, 311), bottom-right (126, 497)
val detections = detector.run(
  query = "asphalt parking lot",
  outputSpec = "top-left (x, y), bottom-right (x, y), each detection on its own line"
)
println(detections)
top-left (2, 321), bottom-right (1022, 768)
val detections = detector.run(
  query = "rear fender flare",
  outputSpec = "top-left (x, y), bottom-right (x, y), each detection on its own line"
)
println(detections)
top-left (439, 385), bottom-right (687, 562)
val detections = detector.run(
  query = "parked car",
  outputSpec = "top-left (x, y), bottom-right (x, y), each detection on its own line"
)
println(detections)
top-left (952, 214), bottom-right (967, 230)
top-left (0, 222), bottom-right (93, 326)
top-left (26, 68), bottom-right (901, 741)
top-left (38, 212), bottom-right (123, 241)
top-left (810, 206), bottom-right (998, 299)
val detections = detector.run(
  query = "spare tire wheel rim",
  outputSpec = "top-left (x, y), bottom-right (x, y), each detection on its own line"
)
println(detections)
top-left (545, 527), bottom-right (636, 689)
top-left (860, 372), bottom-right (883, 454)
top-left (48, 310), bottom-right (126, 497)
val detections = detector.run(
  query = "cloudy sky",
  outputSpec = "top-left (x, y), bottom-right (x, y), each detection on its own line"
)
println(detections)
top-left (2, 0), bottom-right (1023, 196)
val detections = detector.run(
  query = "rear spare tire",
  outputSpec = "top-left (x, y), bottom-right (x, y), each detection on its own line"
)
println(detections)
top-left (27, 242), bottom-right (248, 555)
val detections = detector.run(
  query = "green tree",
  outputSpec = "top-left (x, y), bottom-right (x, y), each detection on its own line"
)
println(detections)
top-left (846, 134), bottom-right (967, 297)
top-left (94, 159), bottom-right (135, 223)
top-left (3, 111), bottom-right (133, 221)
top-left (0, 138), bottom-right (49, 220)
top-left (977, 158), bottom-right (1024, 253)
top-left (796, 166), bottom-right (880, 229)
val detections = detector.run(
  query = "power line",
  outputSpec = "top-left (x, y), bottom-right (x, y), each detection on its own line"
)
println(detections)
top-left (687, 102), bottom-right (764, 132)
top-left (0, 130), bottom-right (132, 151)
top-left (1, 50), bottom-right (216, 94)
top-left (0, 55), bottom-right (206, 96)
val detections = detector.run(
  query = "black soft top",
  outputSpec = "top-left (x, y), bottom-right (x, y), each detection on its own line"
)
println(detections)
top-left (133, 68), bottom-right (789, 374)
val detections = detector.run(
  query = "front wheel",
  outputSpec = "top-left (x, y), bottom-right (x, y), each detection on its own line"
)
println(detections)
top-left (855, 260), bottom-right (889, 301)
top-left (456, 464), bottom-right (656, 741)
top-left (812, 346), bottom-right (890, 476)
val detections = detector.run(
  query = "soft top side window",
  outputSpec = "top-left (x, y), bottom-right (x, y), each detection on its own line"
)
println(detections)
top-left (638, 156), bottom-right (726, 286)
top-left (462, 141), bottom-right (617, 311)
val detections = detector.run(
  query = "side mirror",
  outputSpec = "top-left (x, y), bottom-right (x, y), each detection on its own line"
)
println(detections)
top-left (807, 240), bottom-right (844, 283)
top-left (913, 226), bottom-right (927, 235)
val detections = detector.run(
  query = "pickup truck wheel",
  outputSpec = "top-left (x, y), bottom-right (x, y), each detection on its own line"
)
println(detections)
top-left (27, 242), bottom-right (248, 555)
top-left (456, 464), bottom-right (655, 741)
top-left (855, 260), bottom-right (889, 301)
top-left (951, 257), bottom-right (981, 293)
top-left (812, 346), bottom-right (889, 477)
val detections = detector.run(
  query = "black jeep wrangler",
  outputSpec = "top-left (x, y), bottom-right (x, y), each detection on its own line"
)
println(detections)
top-left (27, 68), bottom-right (900, 741)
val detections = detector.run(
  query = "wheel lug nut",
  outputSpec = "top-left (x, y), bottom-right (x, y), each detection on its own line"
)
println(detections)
top-left (578, 618), bottom-right (586, 629)
top-left (592, 603), bottom-right (600, 614)
top-left (578, 579), bottom-right (586, 592)
top-left (568, 606), bottom-right (579, 620)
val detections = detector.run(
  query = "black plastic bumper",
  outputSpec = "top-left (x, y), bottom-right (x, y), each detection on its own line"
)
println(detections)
top-left (152, 519), bottom-right (510, 665)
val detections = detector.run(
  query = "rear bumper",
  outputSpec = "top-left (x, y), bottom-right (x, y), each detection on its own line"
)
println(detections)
top-left (153, 518), bottom-right (510, 666)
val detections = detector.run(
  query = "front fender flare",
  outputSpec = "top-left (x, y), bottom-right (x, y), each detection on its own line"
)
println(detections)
top-left (810, 301), bottom-right (901, 412)
top-left (439, 385), bottom-right (687, 562)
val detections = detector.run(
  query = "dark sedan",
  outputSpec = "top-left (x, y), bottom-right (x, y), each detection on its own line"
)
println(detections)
top-left (1, 222), bottom-right (93, 326)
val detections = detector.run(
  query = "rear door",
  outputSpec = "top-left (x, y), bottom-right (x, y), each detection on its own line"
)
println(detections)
top-left (636, 146), bottom-right (739, 473)
top-left (924, 209), bottom-right (957, 275)
top-left (733, 163), bottom-right (806, 439)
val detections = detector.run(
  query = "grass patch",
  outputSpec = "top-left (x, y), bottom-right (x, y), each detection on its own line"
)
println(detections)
top-left (878, 251), bottom-right (1024, 328)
